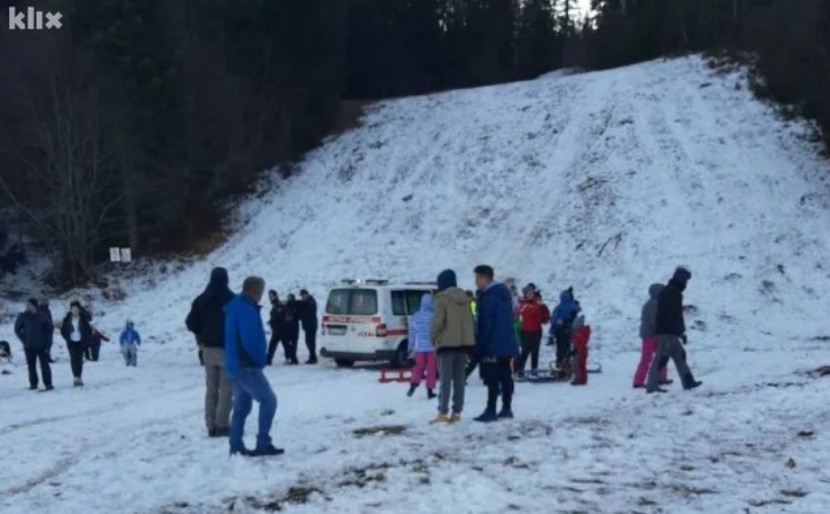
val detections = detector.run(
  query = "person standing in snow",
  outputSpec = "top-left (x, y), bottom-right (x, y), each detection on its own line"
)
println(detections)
top-left (570, 314), bottom-right (592, 385)
top-left (632, 284), bottom-right (670, 388)
top-left (266, 290), bottom-right (287, 366)
top-left (473, 265), bottom-right (518, 422)
top-left (515, 285), bottom-right (551, 377)
top-left (429, 270), bottom-right (476, 424)
top-left (463, 290), bottom-right (480, 380)
top-left (185, 267), bottom-right (234, 437)
top-left (60, 301), bottom-right (92, 387)
top-left (284, 293), bottom-right (301, 364)
top-left (119, 321), bottom-right (141, 367)
top-left (225, 276), bottom-right (283, 457)
top-left (38, 299), bottom-right (56, 363)
top-left (85, 325), bottom-right (110, 362)
top-left (550, 288), bottom-right (581, 370)
top-left (407, 293), bottom-right (438, 399)
top-left (645, 267), bottom-right (702, 393)
top-left (15, 298), bottom-right (53, 391)
top-left (299, 289), bottom-right (318, 364)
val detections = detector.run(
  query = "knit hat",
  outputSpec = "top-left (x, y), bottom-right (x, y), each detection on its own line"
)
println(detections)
top-left (436, 269), bottom-right (457, 292)
top-left (672, 267), bottom-right (692, 285)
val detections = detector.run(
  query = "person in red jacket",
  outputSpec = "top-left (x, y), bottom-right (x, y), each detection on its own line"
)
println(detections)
top-left (570, 315), bottom-right (591, 385)
top-left (515, 285), bottom-right (551, 377)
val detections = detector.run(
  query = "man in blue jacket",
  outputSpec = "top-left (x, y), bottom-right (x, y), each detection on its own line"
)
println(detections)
top-left (225, 276), bottom-right (283, 457)
top-left (473, 265), bottom-right (518, 422)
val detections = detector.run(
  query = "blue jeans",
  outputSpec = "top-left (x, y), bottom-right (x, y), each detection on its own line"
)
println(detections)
top-left (229, 368), bottom-right (277, 453)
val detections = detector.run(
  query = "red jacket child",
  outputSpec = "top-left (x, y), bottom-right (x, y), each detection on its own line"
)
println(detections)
top-left (571, 316), bottom-right (591, 385)
top-left (516, 297), bottom-right (551, 333)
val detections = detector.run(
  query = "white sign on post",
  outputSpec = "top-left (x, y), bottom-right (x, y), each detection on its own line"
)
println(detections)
top-left (120, 248), bottom-right (132, 263)
top-left (109, 247), bottom-right (121, 263)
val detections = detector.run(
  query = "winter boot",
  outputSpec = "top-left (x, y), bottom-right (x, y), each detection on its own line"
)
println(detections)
top-left (431, 414), bottom-right (451, 425)
top-left (449, 413), bottom-right (461, 424)
top-left (497, 408), bottom-right (514, 419)
top-left (251, 444), bottom-right (285, 457)
top-left (230, 447), bottom-right (254, 457)
top-left (406, 384), bottom-right (417, 397)
top-left (427, 389), bottom-right (437, 399)
top-left (474, 409), bottom-right (498, 423)
top-left (682, 373), bottom-right (702, 390)
top-left (646, 387), bottom-right (668, 394)
top-left (73, 377), bottom-right (84, 387)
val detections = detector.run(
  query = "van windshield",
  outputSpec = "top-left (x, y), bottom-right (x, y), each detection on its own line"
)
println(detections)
top-left (326, 289), bottom-right (378, 315)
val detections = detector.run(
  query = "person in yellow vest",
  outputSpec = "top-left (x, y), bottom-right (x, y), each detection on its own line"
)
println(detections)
top-left (466, 290), bottom-right (477, 318)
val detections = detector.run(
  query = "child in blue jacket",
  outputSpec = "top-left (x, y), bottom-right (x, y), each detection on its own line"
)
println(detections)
top-left (120, 320), bottom-right (141, 367)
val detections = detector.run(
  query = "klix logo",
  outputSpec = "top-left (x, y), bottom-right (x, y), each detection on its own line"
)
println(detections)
top-left (7, 7), bottom-right (63, 30)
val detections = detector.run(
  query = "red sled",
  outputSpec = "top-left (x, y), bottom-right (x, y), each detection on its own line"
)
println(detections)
top-left (379, 368), bottom-right (412, 383)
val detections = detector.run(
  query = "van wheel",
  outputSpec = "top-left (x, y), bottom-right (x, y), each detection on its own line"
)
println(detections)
top-left (391, 342), bottom-right (412, 369)
top-left (334, 359), bottom-right (354, 368)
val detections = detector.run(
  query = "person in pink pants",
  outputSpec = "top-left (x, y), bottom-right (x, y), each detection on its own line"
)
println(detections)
top-left (633, 284), bottom-right (670, 388)
top-left (407, 293), bottom-right (438, 399)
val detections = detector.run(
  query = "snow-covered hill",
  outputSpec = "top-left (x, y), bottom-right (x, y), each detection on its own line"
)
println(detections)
top-left (2, 56), bottom-right (830, 513)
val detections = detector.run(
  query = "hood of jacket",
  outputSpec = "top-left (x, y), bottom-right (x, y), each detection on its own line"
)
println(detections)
top-left (439, 287), bottom-right (470, 305)
top-left (648, 283), bottom-right (665, 299)
top-left (559, 288), bottom-right (575, 304)
top-left (419, 293), bottom-right (434, 313)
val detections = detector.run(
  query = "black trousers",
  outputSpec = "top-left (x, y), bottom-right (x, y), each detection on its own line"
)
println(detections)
top-left (85, 342), bottom-right (101, 361)
top-left (517, 330), bottom-right (543, 372)
top-left (67, 343), bottom-right (85, 378)
top-left (304, 328), bottom-right (317, 361)
top-left (267, 332), bottom-right (287, 364)
top-left (554, 325), bottom-right (572, 367)
top-left (24, 348), bottom-right (52, 388)
top-left (481, 357), bottom-right (514, 412)
top-left (283, 335), bottom-right (298, 362)
top-left (465, 353), bottom-right (480, 379)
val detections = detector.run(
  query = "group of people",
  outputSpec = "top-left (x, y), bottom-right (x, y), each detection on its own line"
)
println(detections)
top-left (184, 267), bottom-right (318, 455)
top-left (632, 266), bottom-right (702, 393)
top-left (407, 266), bottom-right (527, 424)
top-left (11, 298), bottom-right (142, 391)
top-left (406, 270), bottom-right (595, 423)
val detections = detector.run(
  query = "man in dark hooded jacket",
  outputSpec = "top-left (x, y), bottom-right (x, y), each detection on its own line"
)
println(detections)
top-left (473, 265), bottom-right (518, 422)
top-left (39, 299), bottom-right (56, 363)
top-left (15, 298), bottom-right (53, 391)
top-left (299, 289), bottom-right (318, 364)
top-left (186, 267), bottom-right (235, 437)
top-left (646, 267), bottom-right (702, 393)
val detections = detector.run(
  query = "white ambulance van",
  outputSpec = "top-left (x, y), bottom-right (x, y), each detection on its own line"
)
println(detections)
top-left (319, 279), bottom-right (436, 368)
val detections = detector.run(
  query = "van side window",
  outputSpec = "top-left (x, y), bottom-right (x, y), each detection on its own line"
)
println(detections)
top-left (405, 290), bottom-right (425, 314)
top-left (391, 290), bottom-right (406, 316)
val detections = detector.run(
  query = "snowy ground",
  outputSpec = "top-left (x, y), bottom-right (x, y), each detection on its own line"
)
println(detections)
top-left (2, 56), bottom-right (830, 513)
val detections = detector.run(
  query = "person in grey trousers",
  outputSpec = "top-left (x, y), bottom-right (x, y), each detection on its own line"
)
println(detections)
top-left (186, 267), bottom-right (235, 437)
top-left (429, 269), bottom-right (476, 425)
top-left (646, 267), bottom-right (703, 393)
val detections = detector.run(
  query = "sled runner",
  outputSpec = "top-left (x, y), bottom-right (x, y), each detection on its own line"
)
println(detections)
top-left (378, 368), bottom-right (412, 383)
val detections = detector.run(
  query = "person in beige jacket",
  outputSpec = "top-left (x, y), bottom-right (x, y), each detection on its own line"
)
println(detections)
top-left (429, 269), bottom-right (476, 424)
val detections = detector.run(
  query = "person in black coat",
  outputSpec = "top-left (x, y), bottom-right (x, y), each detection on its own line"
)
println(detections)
top-left (38, 300), bottom-right (56, 363)
top-left (299, 289), bottom-right (318, 364)
top-left (15, 298), bottom-right (53, 391)
top-left (267, 290), bottom-right (291, 365)
top-left (185, 267), bottom-right (235, 436)
top-left (645, 267), bottom-right (702, 393)
top-left (284, 294), bottom-right (301, 365)
top-left (60, 301), bottom-right (93, 386)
